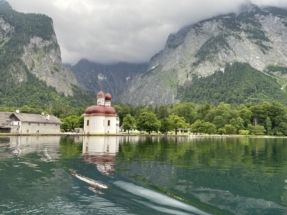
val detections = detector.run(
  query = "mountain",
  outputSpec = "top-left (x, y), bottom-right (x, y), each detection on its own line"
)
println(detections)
top-left (69, 59), bottom-right (148, 100)
top-left (0, 0), bottom-right (11, 9)
top-left (0, 1), bottom-right (94, 108)
top-left (120, 3), bottom-right (287, 106)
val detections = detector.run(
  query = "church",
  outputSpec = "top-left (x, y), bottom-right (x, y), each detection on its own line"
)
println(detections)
top-left (84, 91), bottom-right (119, 134)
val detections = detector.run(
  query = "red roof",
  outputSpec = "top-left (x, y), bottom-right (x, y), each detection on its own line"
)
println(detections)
top-left (85, 105), bottom-right (105, 115)
top-left (97, 91), bottom-right (105, 98)
top-left (105, 93), bottom-right (112, 101)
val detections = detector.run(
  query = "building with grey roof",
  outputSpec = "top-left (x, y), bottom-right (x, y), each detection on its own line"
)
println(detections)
top-left (0, 112), bottom-right (62, 134)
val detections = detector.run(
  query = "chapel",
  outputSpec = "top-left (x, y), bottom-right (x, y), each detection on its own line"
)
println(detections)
top-left (84, 91), bottom-right (119, 134)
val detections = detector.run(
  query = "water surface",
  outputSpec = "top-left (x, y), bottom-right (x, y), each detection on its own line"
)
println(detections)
top-left (1, 136), bottom-right (287, 215)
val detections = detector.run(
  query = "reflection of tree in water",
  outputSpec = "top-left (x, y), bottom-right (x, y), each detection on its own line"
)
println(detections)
top-left (59, 137), bottom-right (82, 159)
top-left (116, 137), bottom-right (287, 213)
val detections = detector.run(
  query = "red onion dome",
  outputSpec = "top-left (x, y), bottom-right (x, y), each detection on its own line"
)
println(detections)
top-left (105, 93), bottom-right (112, 101)
top-left (97, 91), bottom-right (105, 98)
top-left (85, 105), bottom-right (105, 115)
top-left (105, 106), bottom-right (116, 115)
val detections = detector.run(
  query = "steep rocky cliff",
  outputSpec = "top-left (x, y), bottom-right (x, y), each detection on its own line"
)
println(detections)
top-left (21, 36), bottom-right (77, 96)
top-left (0, 1), bottom-right (77, 98)
top-left (121, 3), bottom-right (287, 106)
top-left (70, 59), bottom-right (147, 100)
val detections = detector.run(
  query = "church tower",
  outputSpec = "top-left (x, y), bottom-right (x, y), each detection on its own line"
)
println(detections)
top-left (97, 91), bottom-right (105, 105)
top-left (105, 93), bottom-right (112, 107)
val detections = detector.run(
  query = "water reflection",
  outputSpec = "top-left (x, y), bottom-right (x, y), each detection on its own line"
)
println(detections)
top-left (82, 136), bottom-right (119, 176)
top-left (2, 136), bottom-right (287, 214)
top-left (1, 136), bottom-right (61, 161)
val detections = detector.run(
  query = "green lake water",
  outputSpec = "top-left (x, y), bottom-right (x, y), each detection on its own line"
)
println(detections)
top-left (1, 136), bottom-right (287, 215)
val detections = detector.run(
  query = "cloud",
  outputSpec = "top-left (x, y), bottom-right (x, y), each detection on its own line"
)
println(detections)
top-left (7, 0), bottom-right (287, 64)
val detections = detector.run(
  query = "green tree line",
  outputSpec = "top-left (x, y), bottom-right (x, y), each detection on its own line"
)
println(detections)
top-left (116, 101), bottom-right (287, 136)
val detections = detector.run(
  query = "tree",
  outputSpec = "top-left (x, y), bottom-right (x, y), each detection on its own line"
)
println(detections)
top-left (230, 117), bottom-right (244, 133)
top-left (213, 116), bottom-right (225, 129)
top-left (203, 122), bottom-right (216, 134)
top-left (168, 114), bottom-right (188, 135)
top-left (114, 105), bottom-right (132, 126)
top-left (218, 128), bottom-right (226, 135)
top-left (265, 117), bottom-right (272, 135)
top-left (60, 115), bottom-right (83, 131)
top-left (159, 118), bottom-right (172, 134)
top-left (20, 105), bottom-right (31, 113)
top-left (191, 120), bottom-right (205, 134)
top-left (171, 102), bottom-right (196, 124)
top-left (239, 107), bottom-right (252, 128)
top-left (224, 124), bottom-right (236, 135)
top-left (122, 114), bottom-right (136, 134)
top-left (136, 112), bottom-right (161, 134)
top-left (239, 130), bottom-right (250, 135)
top-left (196, 104), bottom-right (212, 120)
top-left (157, 105), bottom-right (170, 120)
top-left (249, 125), bottom-right (266, 135)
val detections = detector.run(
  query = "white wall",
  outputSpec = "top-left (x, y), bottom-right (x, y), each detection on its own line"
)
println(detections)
top-left (89, 116), bottom-right (105, 134)
top-left (19, 122), bottom-right (61, 134)
top-left (105, 116), bottom-right (118, 134)
top-left (84, 116), bottom-right (90, 133)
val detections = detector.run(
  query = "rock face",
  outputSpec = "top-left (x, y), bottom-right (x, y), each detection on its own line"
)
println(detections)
top-left (0, 3), bottom-right (77, 97)
top-left (21, 36), bottom-right (77, 96)
top-left (70, 59), bottom-right (148, 100)
top-left (121, 3), bottom-right (287, 106)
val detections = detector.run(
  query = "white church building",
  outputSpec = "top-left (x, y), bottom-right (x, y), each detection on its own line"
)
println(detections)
top-left (84, 91), bottom-right (120, 134)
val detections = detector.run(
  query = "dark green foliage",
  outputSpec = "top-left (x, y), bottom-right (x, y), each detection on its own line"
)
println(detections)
top-left (0, 68), bottom-right (94, 117)
top-left (179, 62), bottom-right (287, 106)
top-left (193, 35), bottom-right (231, 66)
top-left (244, 27), bottom-right (270, 42)
top-left (265, 65), bottom-right (287, 75)
top-left (136, 112), bottom-right (161, 134)
top-left (220, 14), bottom-right (241, 32)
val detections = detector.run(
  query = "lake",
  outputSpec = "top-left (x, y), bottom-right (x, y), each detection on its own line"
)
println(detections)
top-left (0, 136), bottom-right (287, 215)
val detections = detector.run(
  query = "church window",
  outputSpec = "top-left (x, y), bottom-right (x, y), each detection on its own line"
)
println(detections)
top-left (108, 120), bottom-right (110, 126)
top-left (87, 120), bottom-right (89, 126)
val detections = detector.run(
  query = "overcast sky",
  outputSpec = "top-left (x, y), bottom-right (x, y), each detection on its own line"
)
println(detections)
top-left (7, 0), bottom-right (287, 64)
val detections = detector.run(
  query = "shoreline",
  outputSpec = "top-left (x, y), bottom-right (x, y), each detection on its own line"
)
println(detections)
top-left (0, 133), bottom-right (286, 138)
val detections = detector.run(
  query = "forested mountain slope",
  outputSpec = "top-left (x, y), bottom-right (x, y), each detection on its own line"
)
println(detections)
top-left (120, 3), bottom-right (287, 106)
top-left (179, 62), bottom-right (287, 105)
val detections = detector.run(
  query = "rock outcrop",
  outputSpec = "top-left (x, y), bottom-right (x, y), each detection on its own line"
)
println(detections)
top-left (0, 2), bottom-right (77, 97)
top-left (21, 36), bottom-right (77, 96)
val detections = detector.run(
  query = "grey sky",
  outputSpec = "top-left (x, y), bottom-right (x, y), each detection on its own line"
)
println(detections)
top-left (7, 0), bottom-right (287, 64)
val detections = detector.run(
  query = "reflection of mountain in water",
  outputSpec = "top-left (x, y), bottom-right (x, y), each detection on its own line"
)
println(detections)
top-left (82, 136), bottom-right (119, 176)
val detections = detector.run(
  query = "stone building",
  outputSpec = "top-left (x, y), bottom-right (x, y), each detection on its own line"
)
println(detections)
top-left (84, 91), bottom-right (120, 134)
top-left (0, 112), bottom-right (62, 134)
